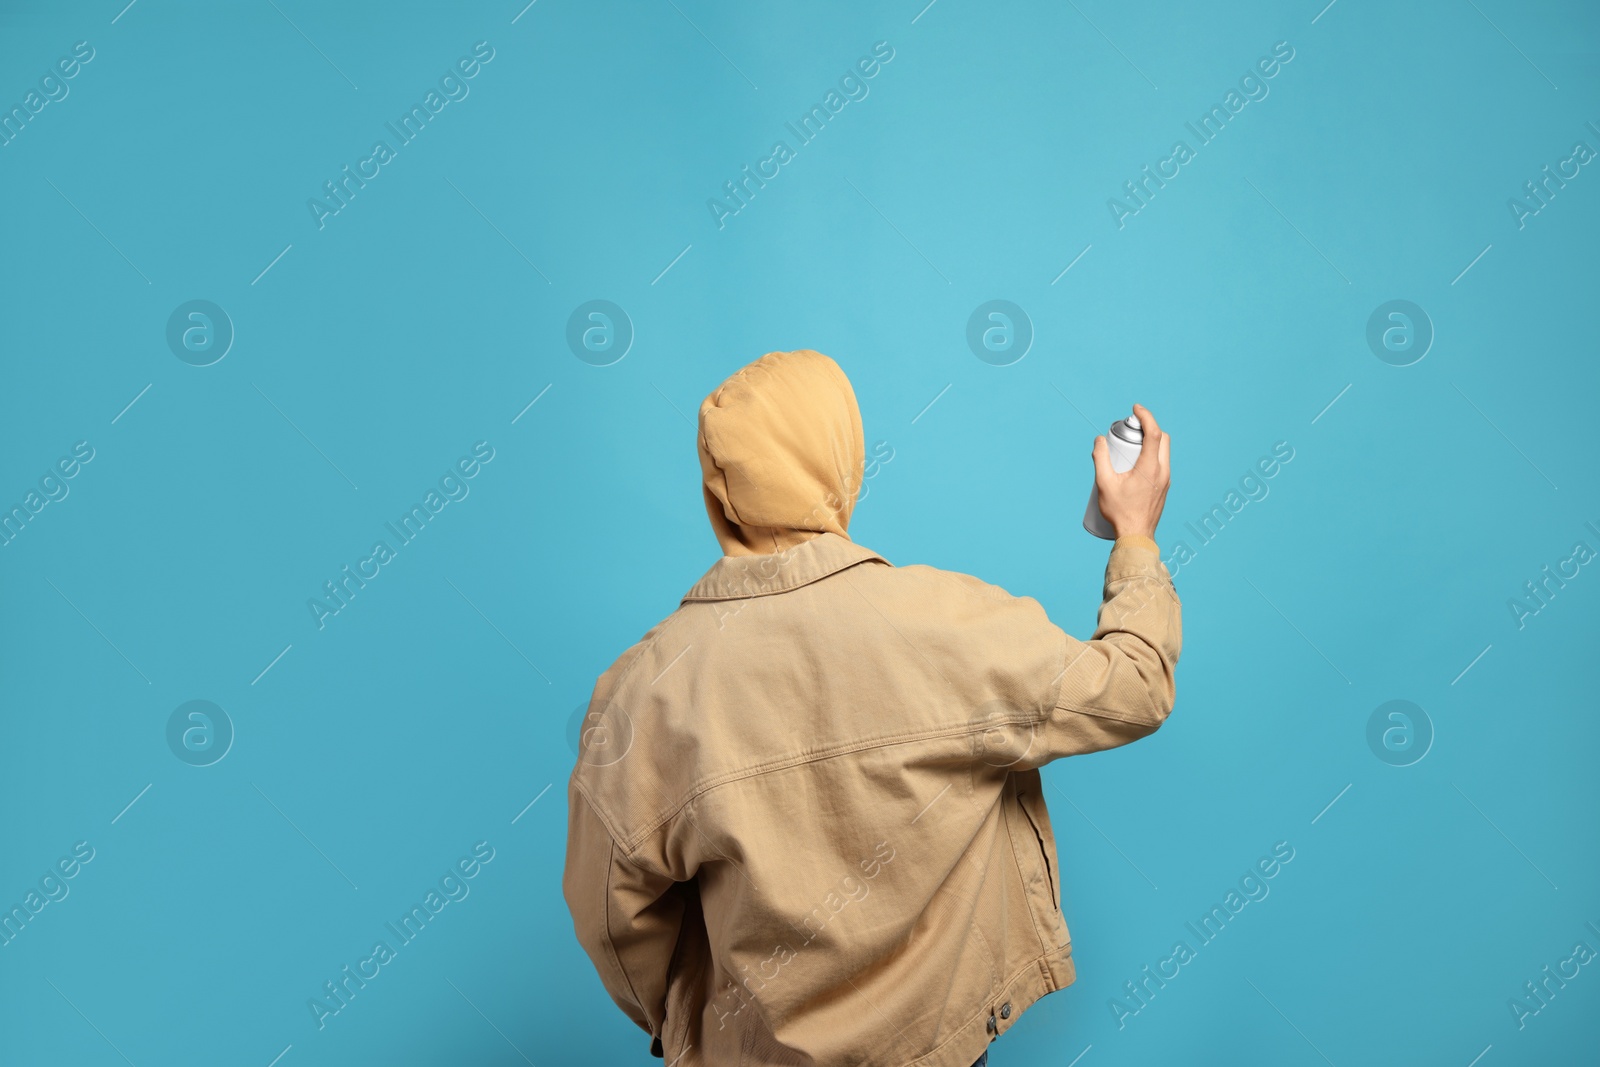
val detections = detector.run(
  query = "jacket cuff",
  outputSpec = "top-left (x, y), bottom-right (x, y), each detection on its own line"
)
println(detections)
top-left (1107, 535), bottom-right (1168, 584)
top-left (1112, 534), bottom-right (1160, 557)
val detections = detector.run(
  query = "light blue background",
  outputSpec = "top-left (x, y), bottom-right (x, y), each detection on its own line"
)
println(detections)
top-left (3, 1), bottom-right (1597, 1064)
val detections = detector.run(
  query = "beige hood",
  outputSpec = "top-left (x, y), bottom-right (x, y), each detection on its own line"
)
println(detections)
top-left (697, 349), bottom-right (865, 557)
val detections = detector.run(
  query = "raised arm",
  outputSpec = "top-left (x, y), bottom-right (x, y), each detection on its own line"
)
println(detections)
top-left (1034, 534), bottom-right (1181, 759)
top-left (1038, 403), bottom-right (1179, 756)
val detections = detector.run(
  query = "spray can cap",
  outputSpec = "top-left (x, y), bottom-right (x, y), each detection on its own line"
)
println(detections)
top-left (1112, 414), bottom-right (1143, 443)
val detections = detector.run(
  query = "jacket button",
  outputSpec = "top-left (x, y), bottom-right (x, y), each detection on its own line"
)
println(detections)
top-left (1000, 1002), bottom-right (1012, 1019)
top-left (986, 1013), bottom-right (997, 1033)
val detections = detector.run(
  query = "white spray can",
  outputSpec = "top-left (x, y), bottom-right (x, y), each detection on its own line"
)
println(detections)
top-left (1083, 414), bottom-right (1143, 540)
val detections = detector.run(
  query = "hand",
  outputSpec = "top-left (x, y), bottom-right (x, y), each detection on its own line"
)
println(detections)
top-left (1091, 403), bottom-right (1171, 542)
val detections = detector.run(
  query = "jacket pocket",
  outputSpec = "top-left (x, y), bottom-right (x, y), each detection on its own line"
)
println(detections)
top-left (1016, 791), bottom-right (1058, 911)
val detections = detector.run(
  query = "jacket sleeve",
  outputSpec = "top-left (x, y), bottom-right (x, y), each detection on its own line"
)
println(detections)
top-left (563, 783), bottom-right (687, 1058)
top-left (1035, 535), bottom-right (1182, 760)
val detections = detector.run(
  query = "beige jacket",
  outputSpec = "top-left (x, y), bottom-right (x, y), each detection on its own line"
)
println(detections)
top-left (564, 351), bottom-right (1182, 1066)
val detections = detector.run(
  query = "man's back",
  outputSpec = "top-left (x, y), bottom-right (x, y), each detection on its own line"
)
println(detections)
top-left (565, 530), bottom-right (1180, 1066)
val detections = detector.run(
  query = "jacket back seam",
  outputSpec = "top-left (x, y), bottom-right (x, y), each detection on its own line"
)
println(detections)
top-left (613, 717), bottom-right (1044, 856)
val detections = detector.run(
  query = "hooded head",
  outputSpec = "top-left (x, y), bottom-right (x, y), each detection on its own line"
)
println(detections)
top-left (697, 349), bottom-right (865, 557)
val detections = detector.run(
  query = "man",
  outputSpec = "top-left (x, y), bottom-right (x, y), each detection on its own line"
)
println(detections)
top-left (564, 349), bottom-right (1179, 1066)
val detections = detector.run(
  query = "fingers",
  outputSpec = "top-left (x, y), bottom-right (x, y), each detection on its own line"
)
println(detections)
top-left (1131, 403), bottom-right (1162, 440)
top-left (1157, 427), bottom-right (1171, 475)
top-left (1132, 403), bottom-right (1164, 478)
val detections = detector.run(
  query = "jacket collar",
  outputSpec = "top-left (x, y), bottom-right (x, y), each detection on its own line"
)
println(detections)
top-left (681, 531), bottom-right (890, 603)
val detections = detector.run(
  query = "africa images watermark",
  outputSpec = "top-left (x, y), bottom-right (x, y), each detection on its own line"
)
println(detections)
top-left (1506, 519), bottom-right (1598, 630)
top-left (707, 40), bottom-right (896, 230)
top-left (707, 839), bottom-right (897, 1030)
top-left (1110, 840), bottom-right (1296, 1029)
top-left (1507, 119), bottom-right (1598, 230)
top-left (1, 40), bottom-right (95, 148)
top-left (1, 841), bottom-right (96, 949)
top-left (1508, 921), bottom-right (1599, 1031)
top-left (307, 42), bottom-right (496, 230)
top-left (1107, 41), bottom-right (1296, 229)
top-left (308, 841), bottom-right (496, 1030)
top-left (1161, 440), bottom-right (1294, 578)
top-left (1, 440), bottom-right (95, 549)
top-left (308, 441), bottom-right (496, 630)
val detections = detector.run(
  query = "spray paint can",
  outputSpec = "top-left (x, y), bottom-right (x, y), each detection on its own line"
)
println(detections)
top-left (1083, 414), bottom-right (1143, 540)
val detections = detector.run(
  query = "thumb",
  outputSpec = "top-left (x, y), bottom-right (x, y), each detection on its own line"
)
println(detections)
top-left (1091, 435), bottom-right (1113, 483)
